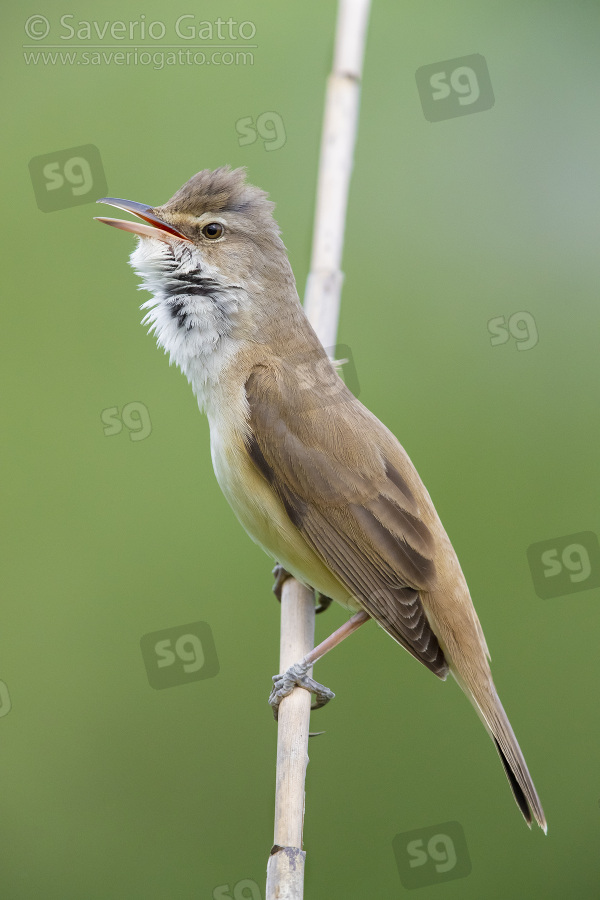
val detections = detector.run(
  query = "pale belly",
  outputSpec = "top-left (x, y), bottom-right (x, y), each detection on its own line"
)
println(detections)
top-left (209, 418), bottom-right (361, 612)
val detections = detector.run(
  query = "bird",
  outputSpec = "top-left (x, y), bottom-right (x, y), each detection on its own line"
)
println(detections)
top-left (95, 166), bottom-right (546, 832)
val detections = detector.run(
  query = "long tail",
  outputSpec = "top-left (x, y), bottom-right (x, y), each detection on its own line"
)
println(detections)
top-left (452, 670), bottom-right (547, 832)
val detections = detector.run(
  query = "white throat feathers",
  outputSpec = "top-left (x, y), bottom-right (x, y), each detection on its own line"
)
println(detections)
top-left (130, 237), bottom-right (247, 409)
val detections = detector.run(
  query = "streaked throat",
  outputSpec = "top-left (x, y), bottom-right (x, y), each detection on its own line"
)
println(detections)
top-left (129, 237), bottom-right (247, 408)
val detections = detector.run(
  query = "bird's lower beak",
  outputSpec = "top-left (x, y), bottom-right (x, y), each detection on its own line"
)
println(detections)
top-left (94, 197), bottom-right (192, 242)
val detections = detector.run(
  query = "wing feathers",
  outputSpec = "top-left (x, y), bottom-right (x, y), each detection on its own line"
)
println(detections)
top-left (349, 502), bottom-right (435, 587)
top-left (299, 506), bottom-right (447, 675)
top-left (244, 366), bottom-right (448, 678)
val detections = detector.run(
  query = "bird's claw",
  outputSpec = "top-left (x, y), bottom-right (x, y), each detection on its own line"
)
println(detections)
top-left (271, 564), bottom-right (291, 602)
top-left (315, 594), bottom-right (333, 614)
top-left (268, 660), bottom-right (335, 720)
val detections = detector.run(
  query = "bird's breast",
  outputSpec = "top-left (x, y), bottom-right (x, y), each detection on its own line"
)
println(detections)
top-left (206, 386), bottom-right (358, 609)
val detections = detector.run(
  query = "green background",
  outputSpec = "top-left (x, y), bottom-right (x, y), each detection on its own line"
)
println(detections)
top-left (2, 1), bottom-right (599, 897)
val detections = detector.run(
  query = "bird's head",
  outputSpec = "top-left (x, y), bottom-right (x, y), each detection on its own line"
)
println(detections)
top-left (96, 167), bottom-right (299, 396)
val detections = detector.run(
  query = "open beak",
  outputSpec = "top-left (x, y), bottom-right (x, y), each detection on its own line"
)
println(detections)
top-left (94, 197), bottom-right (192, 242)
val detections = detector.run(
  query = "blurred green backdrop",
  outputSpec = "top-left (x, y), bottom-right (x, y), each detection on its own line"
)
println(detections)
top-left (2, 1), bottom-right (599, 897)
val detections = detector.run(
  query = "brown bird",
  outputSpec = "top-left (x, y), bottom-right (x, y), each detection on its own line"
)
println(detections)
top-left (96, 167), bottom-right (546, 832)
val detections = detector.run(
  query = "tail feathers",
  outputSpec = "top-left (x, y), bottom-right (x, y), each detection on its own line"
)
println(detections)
top-left (485, 689), bottom-right (546, 833)
top-left (493, 737), bottom-right (536, 828)
top-left (453, 671), bottom-right (547, 832)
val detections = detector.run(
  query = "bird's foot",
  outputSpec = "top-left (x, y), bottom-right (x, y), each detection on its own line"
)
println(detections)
top-left (268, 659), bottom-right (335, 720)
top-left (271, 564), bottom-right (291, 602)
top-left (272, 565), bottom-right (333, 615)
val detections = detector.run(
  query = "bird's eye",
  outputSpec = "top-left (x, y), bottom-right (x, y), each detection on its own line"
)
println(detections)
top-left (202, 222), bottom-right (224, 239)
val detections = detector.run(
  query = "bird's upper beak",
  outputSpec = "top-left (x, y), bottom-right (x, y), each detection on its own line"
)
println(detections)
top-left (94, 198), bottom-right (192, 242)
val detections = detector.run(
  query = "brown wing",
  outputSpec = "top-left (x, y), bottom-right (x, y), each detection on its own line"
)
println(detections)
top-left (245, 363), bottom-right (449, 679)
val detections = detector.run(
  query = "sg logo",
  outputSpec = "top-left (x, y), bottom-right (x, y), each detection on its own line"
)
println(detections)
top-left (101, 402), bottom-right (152, 442)
top-left (527, 532), bottom-right (600, 599)
top-left (415, 54), bottom-right (494, 122)
top-left (29, 144), bottom-right (107, 212)
top-left (393, 821), bottom-right (471, 889)
top-left (488, 312), bottom-right (539, 351)
top-left (289, 343), bottom-right (360, 411)
top-left (213, 879), bottom-right (261, 899)
top-left (236, 112), bottom-right (286, 151)
top-left (140, 621), bottom-right (219, 689)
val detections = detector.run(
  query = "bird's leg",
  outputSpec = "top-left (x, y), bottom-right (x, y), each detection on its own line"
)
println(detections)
top-left (269, 609), bottom-right (371, 719)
